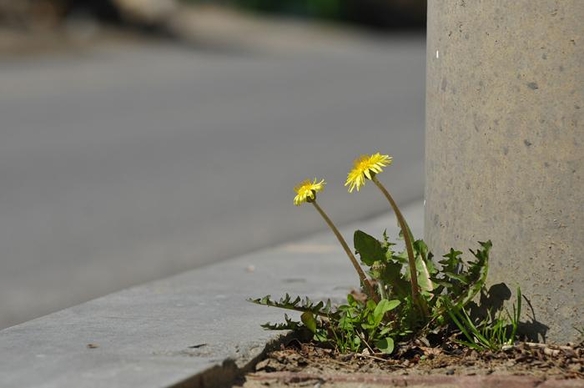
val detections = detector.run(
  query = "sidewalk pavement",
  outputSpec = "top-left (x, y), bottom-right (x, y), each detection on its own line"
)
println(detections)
top-left (0, 200), bottom-right (424, 388)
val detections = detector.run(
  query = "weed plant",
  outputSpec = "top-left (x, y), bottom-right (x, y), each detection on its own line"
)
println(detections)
top-left (250, 153), bottom-right (521, 354)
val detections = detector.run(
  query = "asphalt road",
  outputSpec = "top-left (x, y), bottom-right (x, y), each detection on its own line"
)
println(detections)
top-left (0, 28), bottom-right (425, 329)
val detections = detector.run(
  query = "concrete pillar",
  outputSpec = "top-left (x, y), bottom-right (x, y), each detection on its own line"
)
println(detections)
top-left (425, 1), bottom-right (583, 343)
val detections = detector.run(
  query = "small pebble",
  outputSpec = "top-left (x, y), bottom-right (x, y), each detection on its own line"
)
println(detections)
top-left (501, 344), bottom-right (514, 352)
top-left (543, 347), bottom-right (560, 357)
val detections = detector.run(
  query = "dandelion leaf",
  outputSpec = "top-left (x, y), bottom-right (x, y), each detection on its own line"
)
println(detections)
top-left (354, 230), bottom-right (386, 265)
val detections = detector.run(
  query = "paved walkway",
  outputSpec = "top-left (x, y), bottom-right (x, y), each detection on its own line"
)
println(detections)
top-left (0, 202), bottom-right (422, 387)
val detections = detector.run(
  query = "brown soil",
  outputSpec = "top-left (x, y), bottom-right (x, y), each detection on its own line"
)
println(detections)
top-left (240, 340), bottom-right (584, 387)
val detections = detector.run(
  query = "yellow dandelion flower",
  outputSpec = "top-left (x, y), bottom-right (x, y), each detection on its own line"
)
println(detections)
top-left (294, 178), bottom-right (325, 206)
top-left (345, 153), bottom-right (392, 193)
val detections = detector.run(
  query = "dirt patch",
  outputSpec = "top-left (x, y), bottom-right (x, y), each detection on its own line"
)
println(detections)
top-left (240, 340), bottom-right (583, 387)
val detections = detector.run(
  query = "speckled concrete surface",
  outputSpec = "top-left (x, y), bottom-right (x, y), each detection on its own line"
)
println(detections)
top-left (425, 0), bottom-right (583, 343)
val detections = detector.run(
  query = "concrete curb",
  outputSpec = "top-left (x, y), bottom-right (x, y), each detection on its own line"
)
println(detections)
top-left (0, 200), bottom-right (423, 388)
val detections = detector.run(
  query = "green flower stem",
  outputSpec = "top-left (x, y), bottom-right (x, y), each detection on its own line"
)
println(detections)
top-left (310, 200), bottom-right (378, 302)
top-left (371, 176), bottom-right (427, 316)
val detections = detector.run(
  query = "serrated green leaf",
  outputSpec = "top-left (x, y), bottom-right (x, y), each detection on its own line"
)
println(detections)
top-left (459, 240), bottom-right (491, 306)
top-left (438, 249), bottom-right (463, 273)
top-left (260, 314), bottom-right (302, 331)
top-left (442, 272), bottom-right (469, 284)
top-left (248, 294), bottom-right (338, 319)
top-left (354, 230), bottom-right (386, 265)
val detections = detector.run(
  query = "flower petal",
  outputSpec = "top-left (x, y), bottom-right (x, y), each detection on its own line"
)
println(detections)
top-left (346, 153), bottom-right (392, 193)
top-left (294, 178), bottom-right (326, 205)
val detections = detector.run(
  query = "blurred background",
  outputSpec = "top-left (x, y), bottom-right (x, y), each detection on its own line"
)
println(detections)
top-left (0, 0), bottom-right (425, 31)
top-left (0, 0), bottom-right (426, 329)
